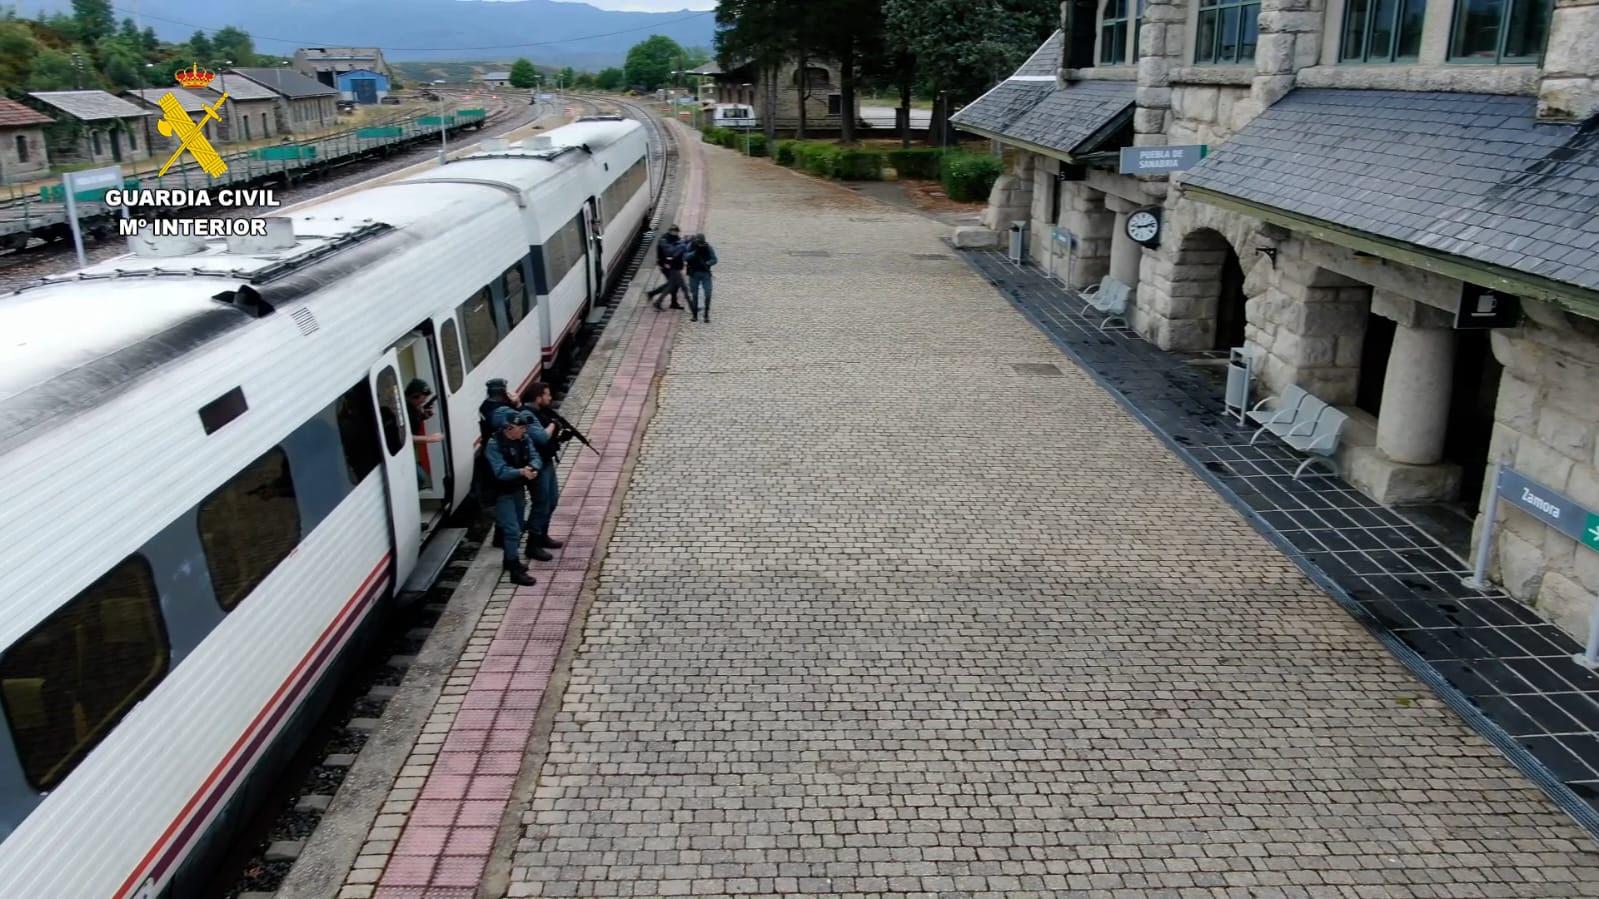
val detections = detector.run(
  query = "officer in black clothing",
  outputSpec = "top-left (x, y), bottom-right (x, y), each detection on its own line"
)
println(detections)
top-left (521, 382), bottom-right (565, 560)
top-left (645, 225), bottom-right (685, 310)
top-left (478, 378), bottom-right (521, 444)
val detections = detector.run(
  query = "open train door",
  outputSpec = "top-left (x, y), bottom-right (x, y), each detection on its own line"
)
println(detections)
top-left (369, 352), bottom-right (422, 588)
top-left (586, 197), bottom-right (605, 312)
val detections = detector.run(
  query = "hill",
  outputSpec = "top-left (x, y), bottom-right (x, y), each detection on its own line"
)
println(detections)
top-left (14, 0), bottom-right (717, 67)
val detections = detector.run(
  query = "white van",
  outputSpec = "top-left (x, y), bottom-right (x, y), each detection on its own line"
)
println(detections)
top-left (709, 103), bottom-right (759, 129)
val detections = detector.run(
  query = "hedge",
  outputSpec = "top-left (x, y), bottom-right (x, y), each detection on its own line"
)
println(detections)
top-left (886, 148), bottom-right (941, 180)
top-left (939, 152), bottom-right (1003, 202)
top-left (775, 140), bottom-right (804, 166)
top-left (746, 133), bottom-right (769, 157)
top-left (832, 149), bottom-right (884, 181)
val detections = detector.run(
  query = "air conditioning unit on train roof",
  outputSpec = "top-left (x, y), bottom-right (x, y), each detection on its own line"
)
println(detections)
top-left (227, 218), bottom-right (296, 255)
top-left (522, 135), bottom-right (554, 151)
top-left (480, 138), bottom-right (510, 151)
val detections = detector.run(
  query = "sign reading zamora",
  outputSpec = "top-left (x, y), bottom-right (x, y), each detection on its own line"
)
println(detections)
top-left (1498, 468), bottom-right (1599, 553)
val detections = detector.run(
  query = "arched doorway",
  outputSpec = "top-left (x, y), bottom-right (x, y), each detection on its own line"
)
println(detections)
top-left (1168, 228), bottom-right (1248, 351)
top-left (1214, 250), bottom-right (1246, 351)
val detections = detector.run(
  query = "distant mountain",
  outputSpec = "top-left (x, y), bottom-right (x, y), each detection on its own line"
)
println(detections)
top-left (17, 0), bottom-right (717, 67)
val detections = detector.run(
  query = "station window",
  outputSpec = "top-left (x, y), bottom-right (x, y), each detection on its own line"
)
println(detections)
top-left (335, 380), bottom-right (383, 486)
top-left (1195, 0), bottom-right (1260, 64)
top-left (440, 318), bottom-right (466, 393)
top-left (15, 135), bottom-right (27, 162)
top-left (199, 447), bottom-right (302, 611)
top-left (0, 555), bottom-right (170, 791)
top-left (1448, 0), bottom-right (1552, 62)
top-left (375, 367), bottom-right (406, 455)
top-left (1342, 0), bottom-right (1426, 61)
top-left (1101, 0), bottom-right (1133, 64)
top-left (504, 264), bottom-right (527, 328)
top-left (459, 287), bottom-right (499, 367)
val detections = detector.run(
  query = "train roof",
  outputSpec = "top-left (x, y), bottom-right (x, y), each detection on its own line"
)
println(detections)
top-left (0, 115), bottom-right (647, 453)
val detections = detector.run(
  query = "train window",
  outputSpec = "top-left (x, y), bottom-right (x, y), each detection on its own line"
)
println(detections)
top-left (375, 367), bottom-right (405, 455)
top-left (600, 159), bottom-right (647, 217)
top-left (0, 555), bottom-right (169, 791)
top-left (540, 213), bottom-right (587, 290)
top-left (440, 318), bottom-right (465, 393)
top-left (335, 380), bottom-right (382, 486)
top-left (199, 387), bottom-right (249, 435)
top-left (504, 264), bottom-right (527, 328)
top-left (199, 447), bottom-right (302, 612)
top-left (459, 288), bottom-right (499, 368)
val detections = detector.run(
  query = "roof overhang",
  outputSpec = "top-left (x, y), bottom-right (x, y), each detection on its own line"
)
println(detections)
top-left (1183, 184), bottom-right (1599, 321)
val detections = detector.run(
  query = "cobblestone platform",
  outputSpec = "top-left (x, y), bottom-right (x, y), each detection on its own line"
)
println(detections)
top-left (499, 149), bottom-right (1599, 897)
top-left (333, 120), bottom-right (708, 899)
top-left (959, 248), bottom-right (1599, 835)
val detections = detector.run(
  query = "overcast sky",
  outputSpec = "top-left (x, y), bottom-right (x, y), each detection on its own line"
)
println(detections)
top-left (549, 0), bottom-right (717, 10)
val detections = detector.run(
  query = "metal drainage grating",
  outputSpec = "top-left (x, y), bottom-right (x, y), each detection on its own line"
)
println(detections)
top-left (789, 250), bottom-right (832, 257)
top-left (1011, 363), bottom-right (1064, 376)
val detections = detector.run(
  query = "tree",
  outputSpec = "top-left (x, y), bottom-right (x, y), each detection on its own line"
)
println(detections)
top-left (184, 29), bottom-right (212, 62)
top-left (96, 35), bottom-right (145, 89)
top-left (69, 0), bottom-right (112, 43)
top-left (210, 25), bottom-right (257, 66)
top-left (715, 0), bottom-right (793, 143)
top-left (595, 66), bottom-right (625, 91)
top-left (0, 21), bottom-right (41, 91)
top-left (574, 71), bottom-right (597, 88)
top-left (559, 65), bottom-right (576, 86)
top-left (623, 34), bottom-right (684, 91)
top-left (27, 46), bottom-right (78, 90)
top-left (883, 0), bottom-right (1056, 106)
top-left (509, 57), bottom-right (537, 89)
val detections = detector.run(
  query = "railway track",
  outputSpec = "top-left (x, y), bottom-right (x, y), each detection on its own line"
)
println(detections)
top-left (0, 92), bottom-right (525, 291)
top-left (213, 92), bottom-right (681, 899)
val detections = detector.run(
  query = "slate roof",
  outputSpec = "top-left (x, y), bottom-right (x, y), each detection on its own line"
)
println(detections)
top-left (27, 90), bottom-right (149, 121)
top-left (1015, 31), bottom-right (1063, 78)
top-left (951, 81), bottom-right (1054, 134)
top-left (0, 97), bottom-right (53, 128)
top-left (205, 74), bottom-right (281, 102)
top-left (953, 78), bottom-right (1135, 156)
top-left (1181, 89), bottom-right (1599, 293)
top-left (227, 68), bottom-right (338, 98)
top-left (124, 87), bottom-right (212, 113)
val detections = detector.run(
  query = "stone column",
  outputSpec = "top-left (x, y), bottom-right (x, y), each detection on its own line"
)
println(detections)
top-left (1105, 196), bottom-right (1143, 294)
top-left (1538, 0), bottom-right (1599, 122)
top-left (1374, 298), bottom-right (1456, 465)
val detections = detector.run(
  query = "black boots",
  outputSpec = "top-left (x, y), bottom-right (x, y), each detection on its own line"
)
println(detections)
top-left (538, 534), bottom-right (565, 549)
top-left (525, 533), bottom-right (553, 562)
top-left (504, 560), bottom-right (535, 586)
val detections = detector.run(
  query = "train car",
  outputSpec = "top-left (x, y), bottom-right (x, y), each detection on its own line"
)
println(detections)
top-left (0, 117), bottom-right (649, 899)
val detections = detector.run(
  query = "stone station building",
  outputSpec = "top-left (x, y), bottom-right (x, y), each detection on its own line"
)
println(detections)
top-left (953, 2), bottom-right (1599, 639)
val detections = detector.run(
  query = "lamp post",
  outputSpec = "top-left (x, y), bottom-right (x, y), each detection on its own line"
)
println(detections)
top-left (437, 93), bottom-right (447, 165)
top-left (213, 59), bottom-right (232, 145)
top-left (136, 62), bottom-right (154, 159)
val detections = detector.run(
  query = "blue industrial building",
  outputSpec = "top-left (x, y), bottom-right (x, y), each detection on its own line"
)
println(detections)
top-left (335, 69), bottom-right (390, 105)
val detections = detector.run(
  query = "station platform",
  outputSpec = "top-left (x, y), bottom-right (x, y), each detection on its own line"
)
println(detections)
top-left (311, 133), bottom-right (1599, 898)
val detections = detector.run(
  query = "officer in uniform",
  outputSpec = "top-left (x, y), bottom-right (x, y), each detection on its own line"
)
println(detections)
top-left (483, 407), bottom-right (542, 586)
top-left (522, 382), bottom-right (566, 560)
top-left (478, 378), bottom-right (521, 444)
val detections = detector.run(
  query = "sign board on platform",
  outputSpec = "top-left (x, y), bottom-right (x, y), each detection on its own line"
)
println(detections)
top-left (61, 165), bottom-right (123, 269)
top-left (1455, 282), bottom-right (1523, 329)
top-left (1497, 468), bottom-right (1599, 553)
top-left (1118, 144), bottom-right (1207, 175)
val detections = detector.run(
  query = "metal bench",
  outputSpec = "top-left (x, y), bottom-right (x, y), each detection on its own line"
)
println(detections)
top-left (1079, 276), bottom-right (1131, 331)
top-left (1279, 404), bottom-right (1349, 478)
top-left (1246, 384), bottom-right (1310, 444)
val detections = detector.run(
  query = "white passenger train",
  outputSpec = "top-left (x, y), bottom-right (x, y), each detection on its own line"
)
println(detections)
top-left (0, 116), bottom-right (651, 898)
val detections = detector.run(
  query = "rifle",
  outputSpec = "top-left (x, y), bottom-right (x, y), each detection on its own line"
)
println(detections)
top-left (547, 409), bottom-right (600, 456)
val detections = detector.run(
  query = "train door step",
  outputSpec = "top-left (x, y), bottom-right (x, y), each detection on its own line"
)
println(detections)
top-left (397, 527), bottom-right (467, 605)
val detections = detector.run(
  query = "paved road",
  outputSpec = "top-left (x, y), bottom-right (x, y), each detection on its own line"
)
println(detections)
top-left (506, 149), bottom-right (1599, 897)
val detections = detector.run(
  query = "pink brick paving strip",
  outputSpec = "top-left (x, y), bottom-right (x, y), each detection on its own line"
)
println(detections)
top-left (371, 122), bottom-right (707, 899)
